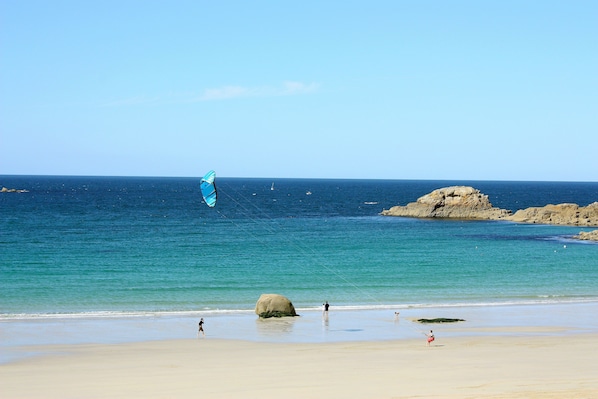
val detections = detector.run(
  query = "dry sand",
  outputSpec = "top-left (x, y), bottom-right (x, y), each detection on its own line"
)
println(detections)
top-left (2, 333), bottom-right (597, 399)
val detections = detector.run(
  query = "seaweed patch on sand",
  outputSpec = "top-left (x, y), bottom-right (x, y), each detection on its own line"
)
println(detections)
top-left (417, 318), bottom-right (465, 323)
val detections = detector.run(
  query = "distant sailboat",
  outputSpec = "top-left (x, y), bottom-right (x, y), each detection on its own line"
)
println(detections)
top-left (271, 182), bottom-right (275, 191)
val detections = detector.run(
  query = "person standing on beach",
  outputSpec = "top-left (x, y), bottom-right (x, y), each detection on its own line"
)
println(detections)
top-left (427, 330), bottom-right (435, 346)
top-left (323, 301), bottom-right (330, 312)
top-left (198, 318), bottom-right (205, 337)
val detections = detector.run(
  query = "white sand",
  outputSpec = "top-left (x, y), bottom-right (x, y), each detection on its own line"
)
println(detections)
top-left (2, 333), bottom-right (597, 398)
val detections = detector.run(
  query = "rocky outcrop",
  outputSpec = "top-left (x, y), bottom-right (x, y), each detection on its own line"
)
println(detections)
top-left (380, 186), bottom-right (511, 220)
top-left (506, 202), bottom-right (598, 227)
top-left (573, 230), bottom-right (598, 241)
top-left (381, 186), bottom-right (598, 227)
top-left (255, 293), bottom-right (298, 318)
top-left (1, 187), bottom-right (29, 193)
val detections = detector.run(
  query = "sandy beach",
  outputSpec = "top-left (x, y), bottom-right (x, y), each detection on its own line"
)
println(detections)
top-left (3, 302), bottom-right (598, 399)
top-left (6, 283), bottom-right (594, 399)
top-left (1, 333), bottom-right (597, 399)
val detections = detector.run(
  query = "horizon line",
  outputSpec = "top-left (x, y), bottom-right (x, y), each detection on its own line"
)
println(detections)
top-left (1, 173), bottom-right (597, 184)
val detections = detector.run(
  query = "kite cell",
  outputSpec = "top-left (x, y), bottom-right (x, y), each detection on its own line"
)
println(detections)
top-left (200, 170), bottom-right (217, 207)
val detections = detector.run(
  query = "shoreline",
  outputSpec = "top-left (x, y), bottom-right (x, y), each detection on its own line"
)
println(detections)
top-left (4, 295), bottom-right (598, 320)
top-left (2, 301), bottom-right (598, 363)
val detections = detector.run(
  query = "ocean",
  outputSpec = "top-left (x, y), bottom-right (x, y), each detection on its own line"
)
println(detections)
top-left (2, 175), bottom-right (597, 320)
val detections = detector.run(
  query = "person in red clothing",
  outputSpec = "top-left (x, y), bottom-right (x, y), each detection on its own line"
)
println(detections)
top-left (427, 330), bottom-right (435, 346)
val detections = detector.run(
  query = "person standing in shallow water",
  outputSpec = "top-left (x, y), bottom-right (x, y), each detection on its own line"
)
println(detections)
top-left (427, 330), bottom-right (435, 346)
top-left (198, 318), bottom-right (205, 337)
top-left (323, 301), bottom-right (330, 312)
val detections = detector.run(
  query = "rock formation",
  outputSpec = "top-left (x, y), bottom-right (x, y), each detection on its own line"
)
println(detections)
top-left (255, 293), bottom-right (298, 318)
top-left (1, 187), bottom-right (29, 193)
top-left (573, 230), bottom-right (598, 241)
top-left (381, 186), bottom-right (598, 228)
top-left (507, 202), bottom-right (598, 227)
top-left (380, 186), bottom-right (511, 220)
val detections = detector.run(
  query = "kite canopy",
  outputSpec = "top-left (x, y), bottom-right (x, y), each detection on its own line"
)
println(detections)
top-left (200, 170), bottom-right (217, 207)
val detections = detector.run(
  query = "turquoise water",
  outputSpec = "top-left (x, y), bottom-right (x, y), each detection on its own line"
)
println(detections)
top-left (1, 176), bottom-right (597, 318)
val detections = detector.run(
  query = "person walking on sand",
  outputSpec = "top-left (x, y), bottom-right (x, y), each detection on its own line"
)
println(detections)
top-left (427, 330), bottom-right (435, 346)
top-left (198, 318), bottom-right (205, 337)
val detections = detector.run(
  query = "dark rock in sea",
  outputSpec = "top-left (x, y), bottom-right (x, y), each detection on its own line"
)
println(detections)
top-left (1, 187), bottom-right (29, 193)
top-left (417, 318), bottom-right (465, 323)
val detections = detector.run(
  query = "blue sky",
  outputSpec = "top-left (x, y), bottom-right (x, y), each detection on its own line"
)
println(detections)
top-left (1, 1), bottom-right (596, 181)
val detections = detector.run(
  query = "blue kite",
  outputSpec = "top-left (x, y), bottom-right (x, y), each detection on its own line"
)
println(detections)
top-left (200, 170), bottom-right (217, 207)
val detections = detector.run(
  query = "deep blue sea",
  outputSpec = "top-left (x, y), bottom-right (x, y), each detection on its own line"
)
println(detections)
top-left (2, 176), bottom-right (598, 319)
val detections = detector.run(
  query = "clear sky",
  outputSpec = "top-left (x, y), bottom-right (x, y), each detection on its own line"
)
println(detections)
top-left (1, 1), bottom-right (596, 181)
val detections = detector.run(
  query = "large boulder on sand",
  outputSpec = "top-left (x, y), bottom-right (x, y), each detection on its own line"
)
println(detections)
top-left (255, 294), bottom-right (298, 318)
